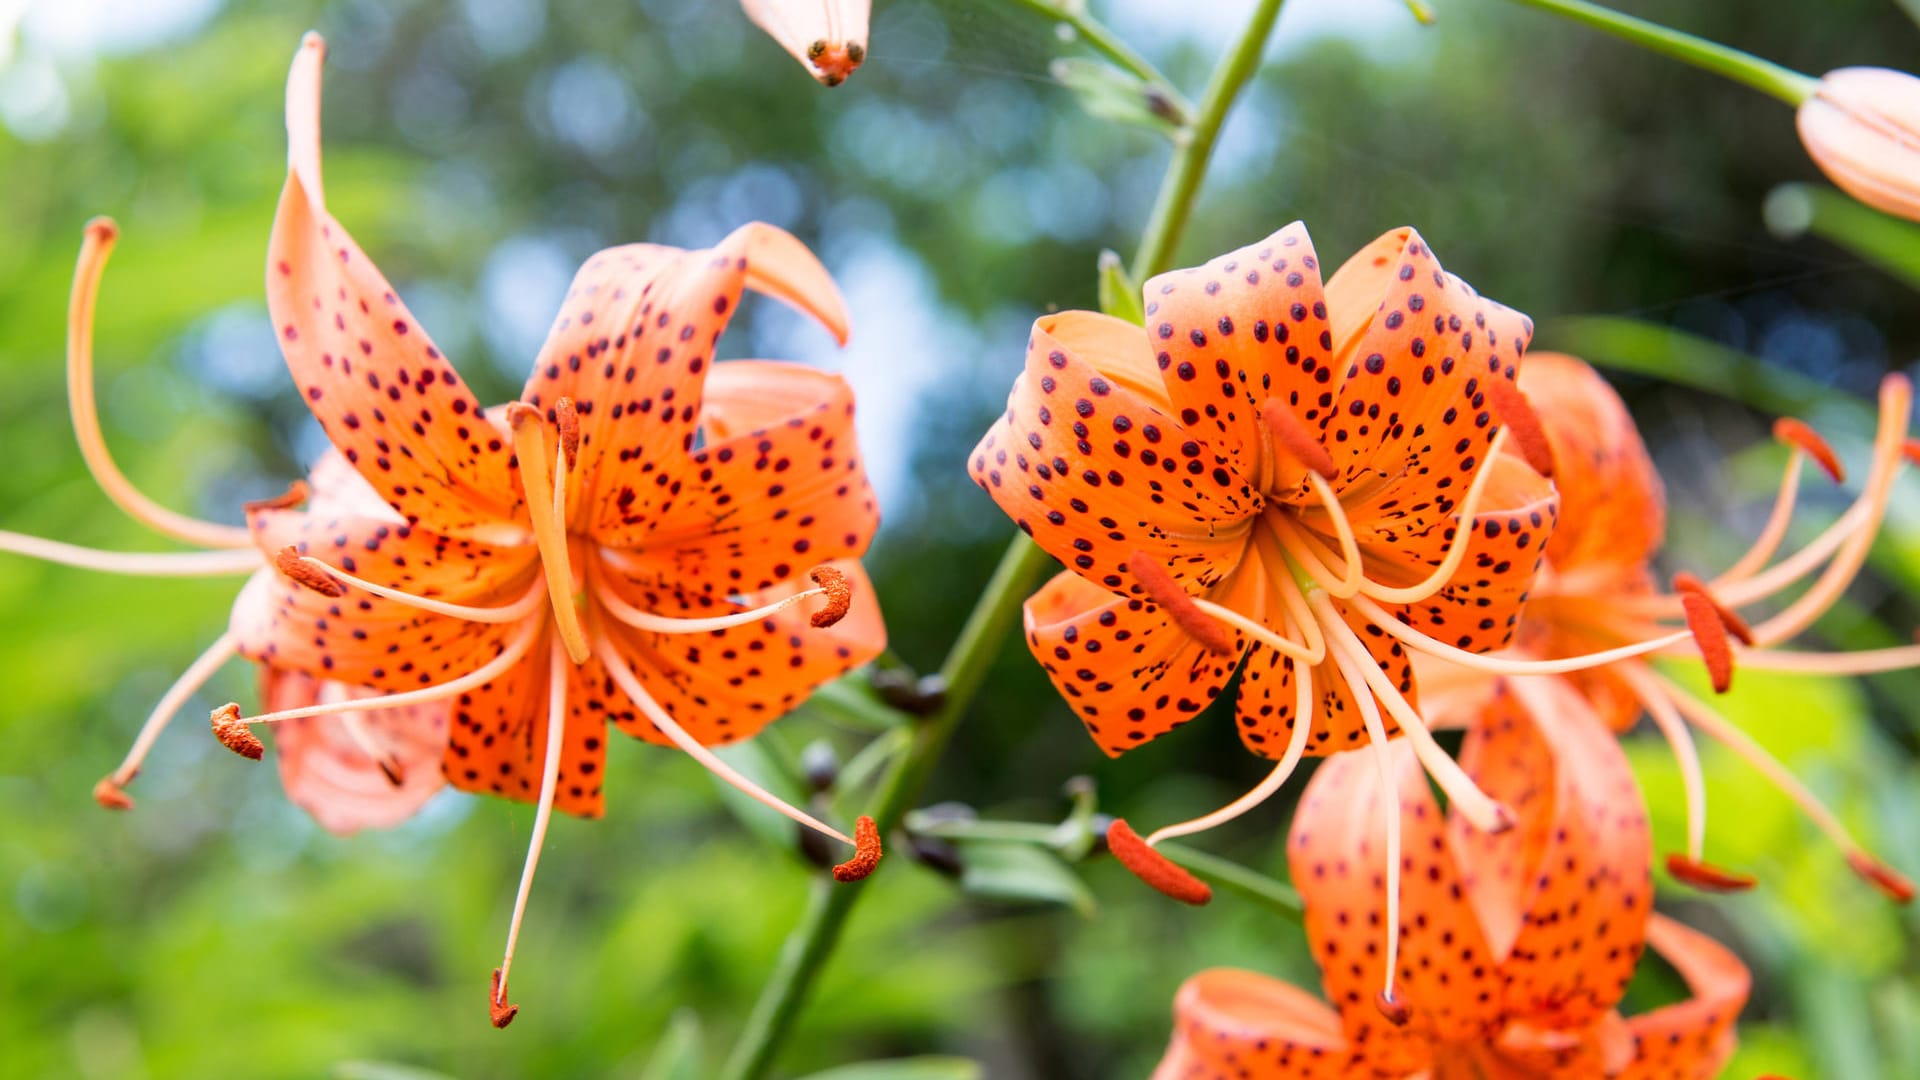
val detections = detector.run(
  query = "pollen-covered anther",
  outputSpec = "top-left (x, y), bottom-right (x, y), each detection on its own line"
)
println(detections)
top-left (808, 566), bottom-right (853, 628)
top-left (1673, 572), bottom-right (1756, 646)
top-left (806, 38), bottom-right (827, 60)
top-left (832, 815), bottom-right (883, 882)
top-left (1129, 552), bottom-right (1236, 656)
top-left (1107, 818), bottom-right (1212, 905)
top-left (1680, 591), bottom-right (1735, 693)
top-left (242, 479), bottom-right (311, 513)
top-left (490, 968), bottom-right (518, 1029)
top-left (554, 397), bottom-right (580, 469)
top-left (1259, 399), bottom-right (1336, 478)
top-left (1847, 851), bottom-right (1916, 904)
top-left (1666, 853), bottom-right (1757, 893)
top-left (274, 545), bottom-right (346, 598)
top-left (1485, 376), bottom-right (1555, 478)
top-left (1903, 438), bottom-right (1920, 467)
top-left (93, 776), bottom-right (134, 810)
top-left (1774, 417), bottom-right (1846, 483)
top-left (1375, 990), bottom-right (1411, 1026)
top-left (210, 703), bottom-right (264, 761)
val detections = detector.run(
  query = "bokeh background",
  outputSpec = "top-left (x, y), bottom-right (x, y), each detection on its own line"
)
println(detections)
top-left (3, 0), bottom-right (1919, 1076)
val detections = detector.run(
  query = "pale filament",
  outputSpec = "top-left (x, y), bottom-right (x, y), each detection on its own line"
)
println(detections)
top-left (495, 635), bottom-right (569, 1009)
top-left (0, 532), bottom-right (263, 576)
top-left (1328, 628), bottom-right (1404, 1010)
top-left (1146, 619), bottom-right (1317, 847)
top-left (1274, 471), bottom-right (1365, 597)
top-left (1266, 511), bottom-right (1353, 599)
top-left (592, 575), bottom-right (837, 635)
top-left (1189, 596), bottom-right (1320, 664)
top-left (290, 555), bottom-right (547, 623)
top-left (1254, 528), bottom-right (1328, 665)
top-left (594, 634), bottom-right (854, 847)
top-left (1357, 429), bottom-right (1515, 606)
top-left (1731, 643), bottom-right (1920, 675)
top-left (1713, 452), bottom-right (1804, 586)
top-left (1314, 592), bottom-right (1512, 834)
top-left (1348, 593), bottom-right (1695, 676)
top-left (102, 632), bottom-right (238, 788)
top-left (65, 219), bottom-right (253, 550)
top-left (1612, 500), bottom-right (1869, 619)
top-left (1618, 663), bottom-right (1707, 861)
top-left (509, 411), bottom-right (591, 664)
top-left (231, 617), bottom-right (543, 727)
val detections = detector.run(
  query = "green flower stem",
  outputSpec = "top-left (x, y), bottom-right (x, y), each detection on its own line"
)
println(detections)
top-left (1004, 0), bottom-right (1191, 117)
top-left (1502, 0), bottom-right (1817, 105)
top-left (720, 4), bottom-right (1291, 1075)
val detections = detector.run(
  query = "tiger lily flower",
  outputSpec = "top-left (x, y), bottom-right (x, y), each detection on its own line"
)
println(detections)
top-left (741, 0), bottom-right (869, 86)
top-left (204, 33), bottom-right (890, 1024)
top-left (1153, 678), bottom-right (1751, 1079)
top-left (969, 223), bottom-right (1703, 1013)
top-left (1421, 353), bottom-right (1915, 901)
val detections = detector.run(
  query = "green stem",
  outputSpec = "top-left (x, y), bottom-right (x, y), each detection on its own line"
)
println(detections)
top-left (1004, 0), bottom-right (1190, 115)
top-left (719, 3), bottom-right (1291, 1076)
top-left (1502, 0), bottom-right (1817, 105)
top-left (1129, 0), bottom-right (1289, 282)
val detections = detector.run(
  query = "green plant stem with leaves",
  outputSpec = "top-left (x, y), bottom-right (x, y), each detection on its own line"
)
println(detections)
top-left (1502, 0), bottom-right (1817, 105)
top-left (716, 2), bottom-right (1289, 1076)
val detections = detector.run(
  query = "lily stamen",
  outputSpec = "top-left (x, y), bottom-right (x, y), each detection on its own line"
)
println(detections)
top-left (492, 636), bottom-right (569, 1029)
top-left (1126, 552), bottom-right (1240, 657)
top-left (0, 533), bottom-right (263, 577)
top-left (94, 632), bottom-right (239, 808)
top-left (1327, 630), bottom-right (1407, 1026)
top-left (1616, 662), bottom-right (1744, 892)
top-left (592, 565), bottom-right (856, 635)
top-left (276, 549), bottom-right (548, 623)
top-left (1350, 594), bottom-right (1695, 676)
top-left (1358, 429), bottom-right (1516, 605)
top-left (1144, 655), bottom-right (1316, 846)
top-left (508, 404), bottom-right (591, 664)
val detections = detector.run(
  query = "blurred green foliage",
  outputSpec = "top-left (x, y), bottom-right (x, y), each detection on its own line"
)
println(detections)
top-left (1, 0), bottom-right (1918, 1077)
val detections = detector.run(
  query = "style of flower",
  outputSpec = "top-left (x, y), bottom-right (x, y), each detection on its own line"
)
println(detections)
top-left (1796, 68), bottom-right (1920, 223)
top-left (1416, 352), bottom-right (1915, 901)
top-left (1153, 678), bottom-right (1751, 1080)
top-left (967, 223), bottom-right (1699, 1010)
top-left (741, 0), bottom-right (869, 86)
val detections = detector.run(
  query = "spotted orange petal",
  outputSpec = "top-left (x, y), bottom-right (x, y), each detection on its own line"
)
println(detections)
top-left (1304, 601), bottom-right (1412, 755)
top-left (1289, 739), bottom-right (1505, 1052)
top-left (1150, 968), bottom-right (1370, 1080)
top-left (440, 642), bottom-right (611, 818)
top-left (1520, 352), bottom-right (1666, 574)
top-left (268, 36), bottom-right (518, 539)
top-left (599, 361), bottom-right (879, 597)
top-left (1023, 569), bottom-right (1247, 757)
top-left (969, 312), bottom-right (1257, 599)
top-left (264, 669), bottom-right (448, 834)
top-left (1139, 221), bottom-right (1336, 485)
top-left (1612, 915), bottom-right (1750, 1080)
top-left (1449, 676), bottom-right (1654, 1030)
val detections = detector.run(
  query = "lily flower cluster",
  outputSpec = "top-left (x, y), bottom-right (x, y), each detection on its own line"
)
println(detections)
top-left (968, 222), bottom-right (1917, 1069)
top-left (1, 34), bottom-right (888, 1027)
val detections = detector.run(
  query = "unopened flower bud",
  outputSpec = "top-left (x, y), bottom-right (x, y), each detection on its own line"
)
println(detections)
top-left (1797, 68), bottom-right (1920, 223)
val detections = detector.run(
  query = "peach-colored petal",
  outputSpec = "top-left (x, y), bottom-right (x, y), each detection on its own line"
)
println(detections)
top-left (741, 0), bottom-right (870, 86)
top-left (265, 670), bottom-right (447, 834)
top-left (1613, 915), bottom-right (1750, 1080)
top-left (1151, 968), bottom-right (1371, 1080)
top-left (1798, 67), bottom-right (1920, 223)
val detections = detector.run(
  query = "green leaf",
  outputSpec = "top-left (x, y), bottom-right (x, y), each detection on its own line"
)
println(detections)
top-left (957, 840), bottom-right (1097, 916)
top-left (1049, 58), bottom-right (1187, 137)
top-left (1096, 250), bottom-right (1144, 326)
top-left (794, 1056), bottom-right (984, 1080)
top-left (638, 1009), bottom-right (705, 1080)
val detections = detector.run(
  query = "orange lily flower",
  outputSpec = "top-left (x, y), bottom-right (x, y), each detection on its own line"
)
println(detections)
top-left (195, 33), bottom-right (889, 1023)
top-left (741, 0), bottom-right (869, 86)
top-left (969, 223), bottom-right (1699, 1012)
top-left (1153, 679), bottom-right (1751, 1079)
top-left (1419, 353), bottom-right (1916, 901)
top-left (1797, 68), bottom-right (1920, 223)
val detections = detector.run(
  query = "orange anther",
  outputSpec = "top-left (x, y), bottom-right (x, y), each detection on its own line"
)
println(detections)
top-left (490, 968), bottom-right (518, 1029)
top-left (1665, 854), bottom-right (1756, 893)
top-left (1847, 851), bottom-right (1916, 904)
top-left (211, 703), bottom-right (264, 761)
top-left (1673, 572), bottom-right (1755, 646)
top-left (1107, 818), bottom-right (1211, 905)
top-left (243, 479), bottom-right (311, 513)
top-left (1774, 417), bottom-right (1845, 483)
top-left (1129, 553), bottom-right (1236, 656)
top-left (1375, 990), bottom-right (1411, 1026)
top-left (555, 397), bottom-right (580, 468)
top-left (274, 546), bottom-right (346, 598)
top-left (1486, 377), bottom-right (1555, 478)
top-left (1260, 399), bottom-right (1336, 478)
top-left (1680, 592), bottom-right (1734, 694)
top-left (93, 776), bottom-right (134, 810)
top-left (832, 815), bottom-right (883, 882)
top-left (809, 566), bottom-right (853, 628)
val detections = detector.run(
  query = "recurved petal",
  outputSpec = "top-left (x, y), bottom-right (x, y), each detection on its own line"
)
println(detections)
top-left (1613, 916), bottom-right (1750, 1080)
top-left (741, 0), bottom-right (871, 85)
top-left (1449, 676), bottom-right (1654, 1029)
top-left (1519, 352), bottom-right (1666, 573)
top-left (1288, 739), bottom-right (1505, 1051)
top-left (1150, 968), bottom-right (1367, 1080)
top-left (1023, 570), bottom-right (1246, 757)
top-left (593, 361), bottom-right (878, 596)
top-left (269, 36), bottom-right (519, 539)
top-left (1140, 222), bottom-right (1337, 483)
top-left (440, 640), bottom-right (611, 818)
top-left (969, 312), bottom-right (1258, 601)
top-left (264, 669), bottom-right (447, 834)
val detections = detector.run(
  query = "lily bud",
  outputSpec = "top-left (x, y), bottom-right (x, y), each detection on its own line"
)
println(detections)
top-left (1797, 67), bottom-right (1920, 222)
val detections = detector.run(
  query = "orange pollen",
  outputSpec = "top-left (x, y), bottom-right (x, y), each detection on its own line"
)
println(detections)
top-left (490, 968), bottom-right (518, 1029)
top-left (92, 776), bottom-right (134, 810)
top-left (1904, 438), bottom-right (1920, 468)
top-left (555, 397), bottom-right (581, 468)
top-left (1672, 572), bottom-right (1755, 646)
top-left (210, 703), bottom-right (264, 761)
top-left (1259, 399), bottom-right (1335, 478)
top-left (1846, 851), bottom-right (1916, 904)
top-left (1106, 818), bottom-right (1212, 905)
top-left (809, 566), bottom-right (853, 628)
top-left (1666, 854), bottom-right (1757, 893)
top-left (832, 815), bottom-right (884, 882)
top-left (1128, 552), bottom-right (1235, 656)
top-left (1375, 990), bottom-right (1411, 1026)
top-left (1774, 417), bottom-right (1845, 483)
top-left (1680, 592), bottom-right (1735, 694)
top-left (1485, 377), bottom-right (1554, 477)
top-left (275, 546), bottom-right (346, 597)
top-left (242, 479), bottom-right (312, 513)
